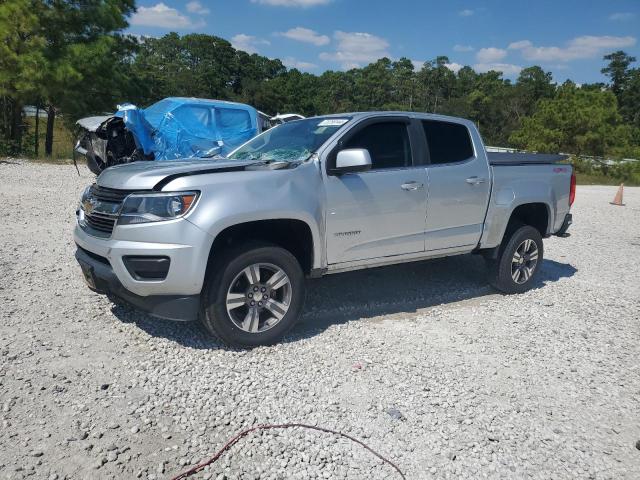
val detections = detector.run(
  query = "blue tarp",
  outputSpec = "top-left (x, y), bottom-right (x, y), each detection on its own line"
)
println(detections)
top-left (114, 98), bottom-right (259, 160)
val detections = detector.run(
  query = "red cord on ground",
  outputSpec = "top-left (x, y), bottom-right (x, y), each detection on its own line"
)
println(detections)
top-left (170, 423), bottom-right (406, 480)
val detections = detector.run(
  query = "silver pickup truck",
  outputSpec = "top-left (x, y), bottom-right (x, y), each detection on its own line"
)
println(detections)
top-left (74, 112), bottom-right (575, 347)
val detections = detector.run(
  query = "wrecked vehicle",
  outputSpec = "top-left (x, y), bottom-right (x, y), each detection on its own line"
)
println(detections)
top-left (75, 98), bottom-right (261, 174)
top-left (270, 113), bottom-right (306, 125)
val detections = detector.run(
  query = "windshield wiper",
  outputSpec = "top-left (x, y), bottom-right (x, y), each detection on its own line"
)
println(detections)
top-left (228, 152), bottom-right (262, 162)
top-left (246, 159), bottom-right (296, 170)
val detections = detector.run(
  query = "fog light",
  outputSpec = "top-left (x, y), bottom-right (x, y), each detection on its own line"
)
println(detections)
top-left (123, 256), bottom-right (170, 281)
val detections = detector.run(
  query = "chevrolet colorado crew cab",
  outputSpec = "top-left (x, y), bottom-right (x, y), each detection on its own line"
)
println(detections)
top-left (74, 112), bottom-right (575, 347)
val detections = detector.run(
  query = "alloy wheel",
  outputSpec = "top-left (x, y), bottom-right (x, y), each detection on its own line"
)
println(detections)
top-left (225, 263), bottom-right (292, 333)
top-left (511, 239), bottom-right (539, 284)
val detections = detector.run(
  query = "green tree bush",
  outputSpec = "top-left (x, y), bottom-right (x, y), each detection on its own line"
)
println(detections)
top-left (509, 81), bottom-right (636, 157)
top-left (1, 7), bottom-right (639, 178)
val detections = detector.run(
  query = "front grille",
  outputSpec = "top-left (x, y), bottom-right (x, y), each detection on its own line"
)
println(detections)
top-left (90, 184), bottom-right (137, 203)
top-left (82, 184), bottom-right (142, 236)
top-left (85, 211), bottom-right (118, 233)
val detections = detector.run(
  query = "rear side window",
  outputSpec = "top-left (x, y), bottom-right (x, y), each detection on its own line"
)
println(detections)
top-left (172, 105), bottom-right (212, 137)
top-left (422, 120), bottom-right (474, 165)
top-left (215, 108), bottom-right (252, 135)
top-left (344, 122), bottom-right (412, 169)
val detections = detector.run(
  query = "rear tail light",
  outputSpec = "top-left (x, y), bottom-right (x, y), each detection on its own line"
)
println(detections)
top-left (569, 171), bottom-right (576, 207)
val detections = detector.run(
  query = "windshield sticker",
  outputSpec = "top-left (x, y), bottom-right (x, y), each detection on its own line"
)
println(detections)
top-left (317, 119), bottom-right (349, 127)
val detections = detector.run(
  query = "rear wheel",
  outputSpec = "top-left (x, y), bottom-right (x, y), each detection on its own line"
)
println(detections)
top-left (487, 224), bottom-right (543, 294)
top-left (200, 243), bottom-right (305, 347)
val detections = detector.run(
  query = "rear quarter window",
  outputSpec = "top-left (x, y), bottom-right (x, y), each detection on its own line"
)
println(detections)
top-left (422, 120), bottom-right (474, 165)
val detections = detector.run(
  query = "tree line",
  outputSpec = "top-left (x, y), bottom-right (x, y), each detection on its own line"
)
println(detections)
top-left (2, 0), bottom-right (639, 169)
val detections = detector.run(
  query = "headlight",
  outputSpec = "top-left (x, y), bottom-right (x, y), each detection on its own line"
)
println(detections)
top-left (79, 186), bottom-right (91, 208)
top-left (77, 186), bottom-right (91, 220)
top-left (118, 192), bottom-right (198, 225)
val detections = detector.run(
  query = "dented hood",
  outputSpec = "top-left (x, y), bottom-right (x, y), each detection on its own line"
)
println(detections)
top-left (96, 159), bottom-right (260, 190)
top-left (76, 115), bottom-right (113, 132)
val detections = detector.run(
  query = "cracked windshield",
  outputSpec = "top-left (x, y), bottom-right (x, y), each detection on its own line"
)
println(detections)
top-left (227, 117), bottom-right (351, 163)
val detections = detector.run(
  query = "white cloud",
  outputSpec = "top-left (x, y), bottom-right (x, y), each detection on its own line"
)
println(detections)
top-left (129, 33), bottom-right (157, 43)
top-left (277, 27), bottom-right (330, 46)
top-left (231, 34), bottom-right (271, 54)
top-left (459, 9), bottom-right (474, 17)
top-left (609, 12), bottom-right (636, 21)
top-left (474, 62), bottom-right (522, 75)
top-left (508, 35), bottom-right (637, 62)
top-left (282, 57), bottom-right (319, 70)
top-left (476, 47), bottom-right (507, 63)
top-left (186, 1), bottom-right (210, 15)
top-left (130, 2), bottom-right (204, 29)
top-left (251, 0), bottom-right (331, 6)
top-left (445, 62), bottom-right (464, 73)
top-left (410, 60), bottom-right (462, 72)
top-left (507, 40), bottom-right (532, 50)
top-left (453, 44), bottom-right (474, 52)
top-left (320, 31), bottom-right (391, 69)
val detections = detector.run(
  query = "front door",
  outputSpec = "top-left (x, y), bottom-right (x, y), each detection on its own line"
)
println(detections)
top-left (324, 119), bottom-right (428, 264)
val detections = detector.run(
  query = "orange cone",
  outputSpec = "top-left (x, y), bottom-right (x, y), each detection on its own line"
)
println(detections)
top-left (610, 183), bottom-right (625, 206)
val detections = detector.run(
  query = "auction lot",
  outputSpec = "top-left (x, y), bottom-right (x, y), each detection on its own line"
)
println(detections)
top-left (0, 161), bottom-right (638, 479)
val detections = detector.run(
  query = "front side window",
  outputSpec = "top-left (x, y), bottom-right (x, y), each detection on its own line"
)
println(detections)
top-left (228, 117), bottom-right (351, 163)
top-left (422, 120), bottom-right (474, 165)
top-left (344, 122), bottom-right (412, 170)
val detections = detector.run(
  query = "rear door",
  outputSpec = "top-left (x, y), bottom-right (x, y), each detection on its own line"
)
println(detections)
top-left (324, 118), bottom-right (428, 264)
top-left (421, 120), bottom-right (491, 251)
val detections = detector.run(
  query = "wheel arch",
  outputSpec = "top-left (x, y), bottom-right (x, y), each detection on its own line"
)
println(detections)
top-left (206, 218), bottom-right (317, 277)
top-left (480, 201), bottom-right (551, 260)
top-left (505, 202), bottom-right (551, 238)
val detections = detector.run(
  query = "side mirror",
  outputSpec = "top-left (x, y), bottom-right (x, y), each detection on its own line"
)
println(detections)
top-left (333, 148), bottom-right (372, 174)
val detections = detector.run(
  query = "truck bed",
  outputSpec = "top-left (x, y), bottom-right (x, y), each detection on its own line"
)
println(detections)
top-left (485, 159), bottom-right (573, 243)
top-left (488, 151), bottom-right (568, 166)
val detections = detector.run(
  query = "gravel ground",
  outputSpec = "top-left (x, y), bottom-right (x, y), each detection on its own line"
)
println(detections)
top-left (0, 160), bottom-right (639, 480)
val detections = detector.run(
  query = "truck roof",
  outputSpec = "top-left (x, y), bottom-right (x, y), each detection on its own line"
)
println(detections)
top-left (311, 111), bottom-right (474, 125)
top-left (159, 97), bottom-right (256, 110)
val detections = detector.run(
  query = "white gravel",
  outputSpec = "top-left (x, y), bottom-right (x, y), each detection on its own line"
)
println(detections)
top-left (1, 160), bottom-right (639, 480)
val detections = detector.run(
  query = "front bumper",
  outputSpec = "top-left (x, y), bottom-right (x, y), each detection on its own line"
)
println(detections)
top-left (75, 247), bottom-right (199, 321)
top-left (74, 217), bottom-right (212, 297)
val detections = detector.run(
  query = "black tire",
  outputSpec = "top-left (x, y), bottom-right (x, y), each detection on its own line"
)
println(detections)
top-left (200, 242), bottom-right (305, 348)
top-left (487, 224), bottom-right (544, 294)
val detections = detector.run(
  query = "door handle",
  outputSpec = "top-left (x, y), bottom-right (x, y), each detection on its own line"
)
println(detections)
top-left (401, 182), bottom-right (424, 191)
top-left (466, 176), bottom-right (486, 185)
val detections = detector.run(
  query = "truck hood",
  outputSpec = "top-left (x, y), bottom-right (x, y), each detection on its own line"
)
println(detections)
top-left (77, 115), bottom-right (113, 132)
top-left (96, 159), bottom-right (260, 190)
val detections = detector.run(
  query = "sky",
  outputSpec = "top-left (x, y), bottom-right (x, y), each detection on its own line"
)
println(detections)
top-left (127, 0), bottom-right (640, 83)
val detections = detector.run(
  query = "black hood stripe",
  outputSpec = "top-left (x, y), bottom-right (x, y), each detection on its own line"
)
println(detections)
top-left (153, 164), bottom-right (257, 191)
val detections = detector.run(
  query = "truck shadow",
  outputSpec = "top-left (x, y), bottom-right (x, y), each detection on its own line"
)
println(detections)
top-left (293, 255), bottom-right (576, 339)
top-left (111, 255), bottom-right (576, 350)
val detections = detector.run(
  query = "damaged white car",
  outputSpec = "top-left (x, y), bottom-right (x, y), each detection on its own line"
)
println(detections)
top-left (75, 98), bottom-right (262, 174)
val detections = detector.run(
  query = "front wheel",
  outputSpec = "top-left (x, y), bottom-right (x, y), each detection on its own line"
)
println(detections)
top-left (487, 224), bottom-right (543, 294)
top-left (200, 243), bottom-right (305, 347)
